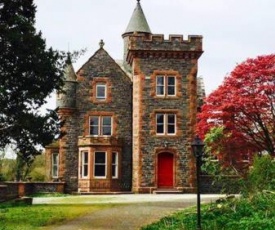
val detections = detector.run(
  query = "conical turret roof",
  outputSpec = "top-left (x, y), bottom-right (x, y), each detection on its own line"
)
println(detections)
top-left (64, 53), bottom-right (76, 81)
top-left (124, 0), bottom-right (151, 34)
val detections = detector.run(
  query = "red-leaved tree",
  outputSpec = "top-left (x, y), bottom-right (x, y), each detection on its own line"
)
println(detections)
top-left (197, 54), bottom-right (275, 168)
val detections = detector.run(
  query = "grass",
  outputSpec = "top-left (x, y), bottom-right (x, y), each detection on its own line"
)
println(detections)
top-left (141, 192), bottom-right (275, 230)
top-left (0, 201), bottom-right (113, 230)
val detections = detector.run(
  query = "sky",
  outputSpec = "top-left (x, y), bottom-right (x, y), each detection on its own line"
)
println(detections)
top-left (34, 0), bottom-right (275, 110)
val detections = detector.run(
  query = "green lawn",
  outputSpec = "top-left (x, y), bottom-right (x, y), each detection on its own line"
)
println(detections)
top-left (0, 202), bottom-right (113, 230)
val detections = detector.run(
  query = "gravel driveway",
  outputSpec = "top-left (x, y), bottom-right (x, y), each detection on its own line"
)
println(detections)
top-left (35, 194), bottom-right (223, 230)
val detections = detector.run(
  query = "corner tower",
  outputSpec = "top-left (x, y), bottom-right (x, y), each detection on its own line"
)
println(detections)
top-left (56, 54), bottom-right (78, 192)
top-left (124, 1), bottom-right (203, 193)
top-left (57, 54), bottom-right (77, 109)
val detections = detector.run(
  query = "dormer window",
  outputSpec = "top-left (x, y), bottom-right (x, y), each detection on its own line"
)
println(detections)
top-left (96, 83), bottom-right (106, 100)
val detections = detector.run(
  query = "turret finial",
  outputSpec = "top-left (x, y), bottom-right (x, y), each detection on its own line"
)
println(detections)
top-left (99, 39), bottom-right (105, 48)
top-left (137, 0), bottom-right (140, 3)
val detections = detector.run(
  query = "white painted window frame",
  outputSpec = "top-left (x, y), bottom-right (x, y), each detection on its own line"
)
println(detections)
top-left (96, 83), bottom-right (107, 100)
top-left (89, 116), bottom-right (112, 136)
top-left (52, 153), bottom-right (59, 178)
top-left (156, 113), bottom-right (176, 135)
top-left (79, 150), bottom-right (89, 179)
top-left (111, 152), bottom-right (118, 179)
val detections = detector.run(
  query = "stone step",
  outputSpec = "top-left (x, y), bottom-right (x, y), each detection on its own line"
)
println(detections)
top-left (153, 189), bottom-right (182, 194)
top-left (72, 191), bottom-right (133, 195)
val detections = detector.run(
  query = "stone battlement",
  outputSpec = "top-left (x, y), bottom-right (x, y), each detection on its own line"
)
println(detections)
top-left (128, 33), bottom-right (203, 52)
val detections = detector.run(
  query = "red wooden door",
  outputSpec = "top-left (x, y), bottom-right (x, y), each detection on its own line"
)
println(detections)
top-left (158, 152), bottom-right (174, 187)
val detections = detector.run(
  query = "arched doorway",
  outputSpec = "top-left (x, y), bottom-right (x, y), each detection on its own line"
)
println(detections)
top-left (157, 152), bottom-right (174, 188)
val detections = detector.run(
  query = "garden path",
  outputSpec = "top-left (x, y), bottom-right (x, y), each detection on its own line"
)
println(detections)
top-left (35, 194), bottom-right (223, 230)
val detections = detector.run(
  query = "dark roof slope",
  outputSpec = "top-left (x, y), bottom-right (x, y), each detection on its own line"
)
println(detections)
top-left (124, 0), bottom-right (151, 35)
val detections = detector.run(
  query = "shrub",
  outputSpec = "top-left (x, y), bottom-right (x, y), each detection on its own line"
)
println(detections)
top-left (243, 155), bottom-right (275, 195)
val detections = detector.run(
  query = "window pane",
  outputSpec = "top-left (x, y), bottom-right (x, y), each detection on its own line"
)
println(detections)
top-left (90, 117), bottom-right (99, 135)
top-left (102, 127), bottom-right (111, 135)
top-left (112, 166), bottom-right (116, 178)
top-left (102, 117), bottom-right (111, 125)
top-left (52, 153), bottom-right (58, 178)
top-left (156, 114), bottom-right (164, 134)
top-left (167, 76), bottom-right (175, 85)
top-left (90, 117), bottom-right (99, 125)
top-left (94, 152), bottom-right (106, 177)
top-left (167, 114), bottom-right (175, 123)
top-left (167, 86), bottom-right (175, 95)
top-left (95, 165), bottom-right (105, 177)
top-left (96, 84), bottom-right (106, 99)
top-left (81, 151), bottom-right (89, 177)
top-left (167, 114), bottom-right (176, 134)
top-left (167, 125), bottom-right (175, 134)
top-left (112, 152), bottom-right (117, 164)
top-left (156, 76), bottom-right (164, 85)
top-left (83, 165), bottom-right (88, 177)
top-left (167, 77), bottom-right (175, 95)
top-left (52, 153), bottom-right (58, 165)
top-left (157, 86), bottom-right (164, 95)
top-left (156, 114), bottom-right (164, 123)
top-left (157, 124), bottom-right (164, 134)
top-left (112, 152), bottom-right (118, 178)
top-left (53, 166), bottom-right (58, 177)
top-left (90, 127), bottom-right (98, 135)
top-left (95, 152), bottom-right (106, 164)
top-left (102, 117), bottom-right (111, 135)
top-left (84, 152), bottom-right (88, 164)
top-left (156, 76), bottom-right (165, 95)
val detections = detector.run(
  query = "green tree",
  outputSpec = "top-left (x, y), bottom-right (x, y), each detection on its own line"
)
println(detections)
top-left (0, 158), bottom-right (16, 181)
top-left (0, 0), bottom-right (65, 177)
top-left (29, 154), bottom-right (46, 181)
top-left (0, 149), bottom-right (5, 181)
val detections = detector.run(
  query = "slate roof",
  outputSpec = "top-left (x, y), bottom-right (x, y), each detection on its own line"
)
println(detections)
top-left (64, 53), bottom-right (76, 81)
top-left (124, 0), bottom-right (151, 34)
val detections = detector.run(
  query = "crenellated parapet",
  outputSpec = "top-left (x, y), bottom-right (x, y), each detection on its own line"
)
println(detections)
top-left (126, 33), bottom-right (203, 64)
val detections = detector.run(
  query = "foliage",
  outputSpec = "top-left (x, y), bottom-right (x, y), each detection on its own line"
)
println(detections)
top-left (28, 154), bottom-right (46, 181)
top-left (0, 202), bottom-right (109, 230)
top-left (0, 158), bottom-right (16, 181)
top-left (0, 150), bottom-right (4, 181)
top-left (204, 126), bottom-right (228, 157)
top-left (142, 193), bottom-right (275, 230)
top-left (197, 54), bottom-right (275, 169)
top-left (0, 154), bottom-right (46, 181)
top-left (243, 155), bottom-right (275, 195)
top-left (143, 156), bottom-right (275, 229)
top-left (0, 0), bottom-right (65, 167)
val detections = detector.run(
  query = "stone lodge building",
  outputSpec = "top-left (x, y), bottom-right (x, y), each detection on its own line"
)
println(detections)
top-left (45, 0), bottom-right (204, 193)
